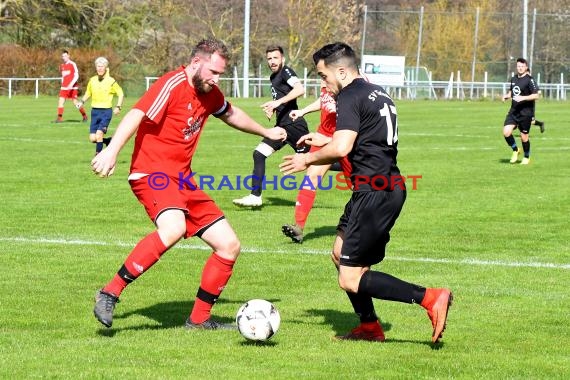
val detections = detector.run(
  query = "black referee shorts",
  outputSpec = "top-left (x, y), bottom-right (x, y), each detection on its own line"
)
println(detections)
top-left (337, 187), bottom-right (406, 267)
top-left (262, 120), bottom-right (310, 153)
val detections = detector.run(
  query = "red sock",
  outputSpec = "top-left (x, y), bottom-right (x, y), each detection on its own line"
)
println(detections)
top-left (190, 253), bottom-right (235, 324)
top-left (294, 189), bottom-right (316, 228)
top-left (79, 107), bottom-right (87, 117)
top-left (103, 231), bottom-right (168, 296)
top-left (57, 107), bottom-right (64, 118)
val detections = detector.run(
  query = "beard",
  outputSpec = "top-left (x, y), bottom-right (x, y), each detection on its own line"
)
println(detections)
top-left (192, 69), bottom-right (212, 94)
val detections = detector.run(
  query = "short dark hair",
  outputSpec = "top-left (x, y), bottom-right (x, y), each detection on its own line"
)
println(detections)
top-left (191, 38), bottom-right (231, 61)
top-left (266, 45), bottom-right (284, 55)
top-left (313, 42), bottom-right (358, 69)
top-left (62, 50), bottom-right (69, 55)
top-left (516, 58), bottom-right (528, 65)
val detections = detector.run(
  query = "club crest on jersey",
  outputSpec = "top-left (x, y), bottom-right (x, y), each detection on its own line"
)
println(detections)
top-left (512, 86), bottom-right (521, 96)
top-left (182, 116), bottom-right (203, 140)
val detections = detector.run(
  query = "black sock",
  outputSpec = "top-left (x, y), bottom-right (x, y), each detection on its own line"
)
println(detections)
top-left (103, 137), bottom-right (112, 146)
top-left (534, 119), bottom-right (543, 127)
top-left (358, 270), bottom-right (426, 304)
top-left (522, 140), bottom-right (530, 158)
top-left (96, 142), bottom-right (104, 153)
top-left (346, 291), bottom-right (377, 323)
top-left (505, 135), bottom-right (517, 151)
top-left (251, 150), bottom-right (267, 197)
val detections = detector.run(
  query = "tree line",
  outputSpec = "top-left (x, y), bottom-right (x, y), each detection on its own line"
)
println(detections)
top-left (1, 0), bottom-right (568, 96)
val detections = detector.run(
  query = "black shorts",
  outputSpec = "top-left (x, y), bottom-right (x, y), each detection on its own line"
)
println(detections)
top-left (262, 120), bottom-right (310, 153)
top-left (504, 113), bottom-right (533, 134)
top-left (337, 188), bottom-right (406, 267)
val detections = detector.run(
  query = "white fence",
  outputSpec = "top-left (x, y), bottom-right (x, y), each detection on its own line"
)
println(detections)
top-left (2, 74), bottom-right (568, 101)
top-left (0, 77), bottom-right (60, 99)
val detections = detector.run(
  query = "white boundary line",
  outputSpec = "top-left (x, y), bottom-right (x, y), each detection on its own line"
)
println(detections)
top-left (1, 236), bottom-right (568, 270)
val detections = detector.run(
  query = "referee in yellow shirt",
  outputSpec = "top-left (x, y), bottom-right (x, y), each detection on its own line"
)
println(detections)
top-left (78, 57), bottom-right (124, 156)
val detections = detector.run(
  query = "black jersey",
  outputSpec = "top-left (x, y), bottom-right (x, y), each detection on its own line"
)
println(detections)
top-left (270, 65), bottom-right (302, 126)
top-left (336, 78), bottom-right (402, 192)
top-left (509, 73), bottom-right (539, 117)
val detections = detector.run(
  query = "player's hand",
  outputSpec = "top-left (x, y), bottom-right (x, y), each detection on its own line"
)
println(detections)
top-left (91, 148), bottom-right (117, 178)
top-left (289, 109), bottom-right (302, 121)
top-left (113, 107), bottom-right (121, 115)
top-left (261, 100), bottom-right (279, 120)
top-left (75, 101), bottom-right (83, 109)
top-left (512, 95), bottom-right (523, 103)
top-left (279, 153), bottom-right (308, 175)
top-left (265, 126), bottom-right (287, 142)
top-left (297, 132), bottom-right (331, 148)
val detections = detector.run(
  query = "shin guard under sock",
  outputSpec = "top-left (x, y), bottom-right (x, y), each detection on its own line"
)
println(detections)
top-left (505, 135), bottom-right (517, 151)
top-left (358, 270), bottom-right (426, 304)
top-left (103, 231), bottom-right (168, 296)
top-left (190, 253), bottom-right (235, 324)
top-left (295, 189), bottom-right (316, 229)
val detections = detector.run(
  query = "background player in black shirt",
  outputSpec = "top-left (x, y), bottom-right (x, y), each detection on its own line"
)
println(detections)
top-left (233, 46), bottom-right (310, 207)
top-left (502, 58), bottom-right (540, 165)
top-left (280, 42), bottom-right (453, 343)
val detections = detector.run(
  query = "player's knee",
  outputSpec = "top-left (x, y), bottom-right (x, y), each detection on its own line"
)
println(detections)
top-left (337, 274), bottom-right (358, 293)
top-left (217, 236), bottom-right (241, 259)
top-left (157, 222), bottom-right (186, 247)
top-left (330, 251), bottom-right (340, 269)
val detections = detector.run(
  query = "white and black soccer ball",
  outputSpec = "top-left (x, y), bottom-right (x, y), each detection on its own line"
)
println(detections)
top-left (236, 299), bottom-right (280, 341)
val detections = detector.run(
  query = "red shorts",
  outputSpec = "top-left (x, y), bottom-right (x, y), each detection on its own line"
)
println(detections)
top-left (59, 89), bottom-right (78, 99)
top-left (130, 176), bottom-right (224, 238)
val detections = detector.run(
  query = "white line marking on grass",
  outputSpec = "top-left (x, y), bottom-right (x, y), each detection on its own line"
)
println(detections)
top-left (1, 236), bottom-right (568, 270)
top-left (0, 137), bottom-right (83, 144)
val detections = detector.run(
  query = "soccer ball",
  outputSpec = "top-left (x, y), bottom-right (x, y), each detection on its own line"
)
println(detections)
top-left (236, 299), bottom-right (280, 341)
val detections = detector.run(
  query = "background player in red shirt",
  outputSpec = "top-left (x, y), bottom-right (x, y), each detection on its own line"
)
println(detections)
top-left (54, 50), bottom-right (88, 123)
top-left (281, 82), bottom-right (340, 243)
top-left (91, 38), bottom-right (286, 329)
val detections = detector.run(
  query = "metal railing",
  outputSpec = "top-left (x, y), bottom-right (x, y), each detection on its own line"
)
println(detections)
top-left (0, 77), bottom-right (60, 99)
top-left (2, 76), bottom-right (568, 101)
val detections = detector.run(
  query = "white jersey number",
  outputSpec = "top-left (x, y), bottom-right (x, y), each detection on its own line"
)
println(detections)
top-left (379, 103), bottom-right (398, 146)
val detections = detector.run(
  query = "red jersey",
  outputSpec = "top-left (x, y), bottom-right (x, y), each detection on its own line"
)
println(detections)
top-left (60, 60), bottom-right (79, 90)
top-left (130, 66), bottom-right (230, 178)
top-left (317, 87), bottom-right (337, 137)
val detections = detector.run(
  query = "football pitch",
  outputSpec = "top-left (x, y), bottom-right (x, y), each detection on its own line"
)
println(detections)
top-left (0, 95), bottom-right (568, 379)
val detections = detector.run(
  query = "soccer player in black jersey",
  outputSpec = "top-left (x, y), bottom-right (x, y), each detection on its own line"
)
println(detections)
top-left (502, 58), bottom-right (540, 165)
top-left (281, 42), bottom-right (453, 343)
top-left (233, 46), bottom-right (310, 207)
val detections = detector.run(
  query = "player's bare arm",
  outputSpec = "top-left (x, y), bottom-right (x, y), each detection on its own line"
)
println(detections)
top-left (502, 91), bottom-right (511, 102)
top-left (289, 97), bottom-right (321, 121)
top-left (297, 132), bottom-right (332, 148)
top-left (220, 105), bottom-right (287, 141)
top-left (91, 109), bottom-right (144, 177)
top-left (280, 129), bottom-right (356, 175)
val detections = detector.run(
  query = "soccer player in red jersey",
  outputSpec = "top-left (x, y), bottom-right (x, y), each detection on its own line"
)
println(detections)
top-left (281, 82), bottom-right (340, 243)
top-left (91, 38), bottom-right (287, 329)
top-left (54, 50), bottom-right (88, 123)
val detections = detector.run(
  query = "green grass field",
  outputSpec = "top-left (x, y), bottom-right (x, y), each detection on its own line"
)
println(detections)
top-left (0, 95), bottom-right (569, 379)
